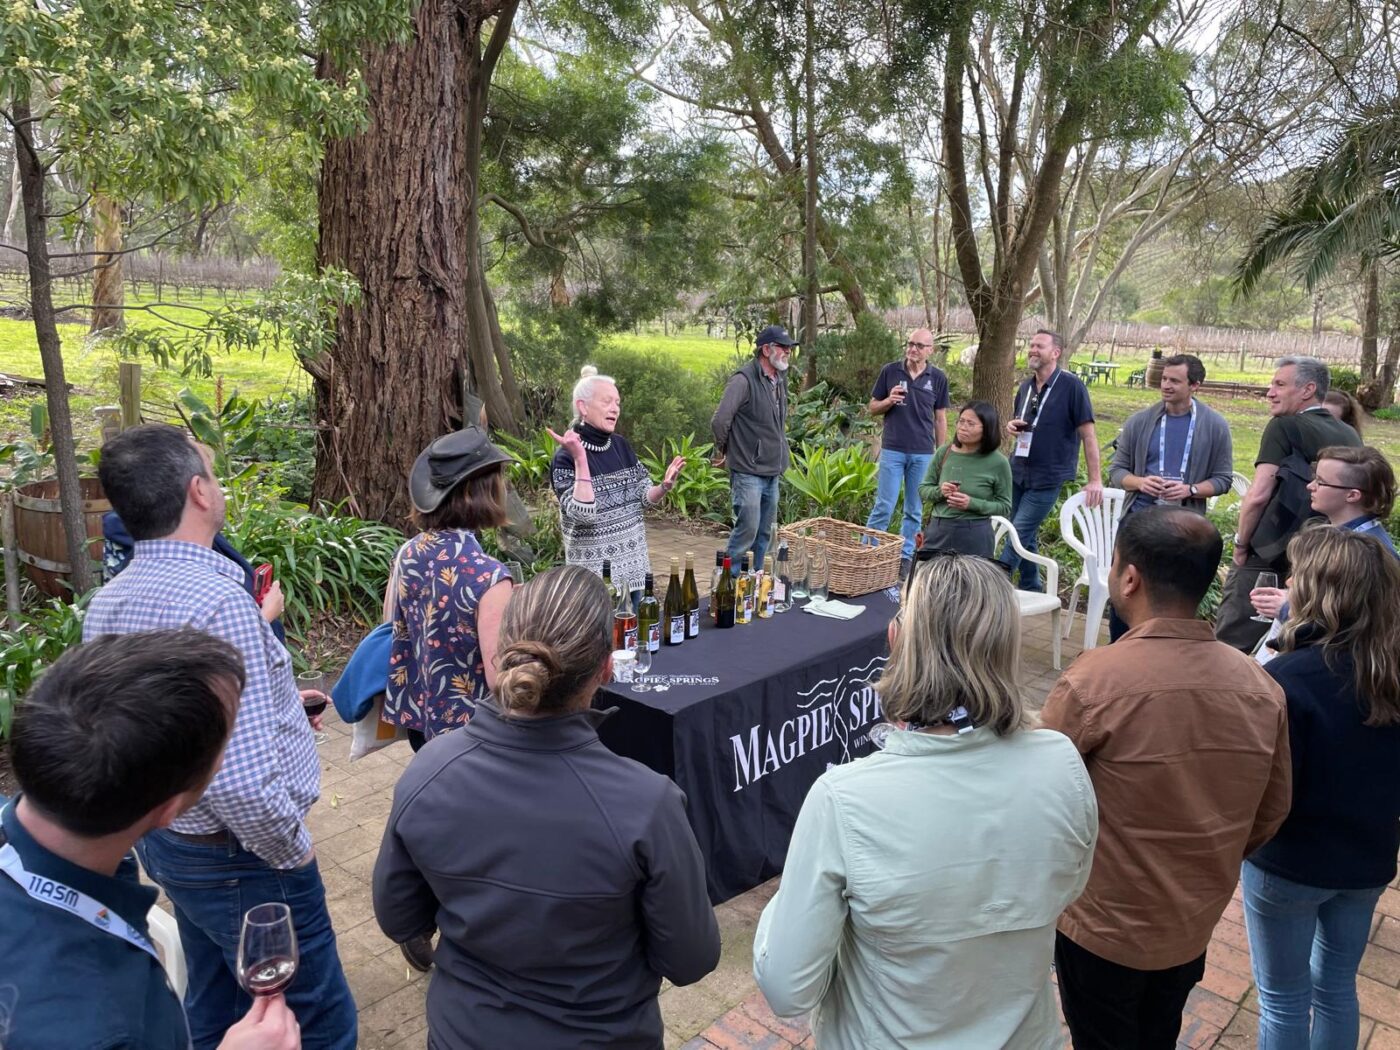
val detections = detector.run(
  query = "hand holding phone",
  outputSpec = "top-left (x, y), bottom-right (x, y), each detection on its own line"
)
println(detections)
top-left (253, 564), bottom-right (274, 606)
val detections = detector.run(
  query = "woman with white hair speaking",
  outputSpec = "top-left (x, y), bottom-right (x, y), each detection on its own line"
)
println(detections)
top-left (549, 365), bottom-right (684, 601)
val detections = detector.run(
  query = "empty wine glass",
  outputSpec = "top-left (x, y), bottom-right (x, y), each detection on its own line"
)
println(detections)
top-left (1250, 571), bottom-right (1280, 623)
top-left (631, 641), bottom-right (653, 693)
top-left (808, 532), bottom-right (830, 602)
top-left (238, 903), bottom-right (298, 998)
top-left (505, 561), bottom-right (526, 585)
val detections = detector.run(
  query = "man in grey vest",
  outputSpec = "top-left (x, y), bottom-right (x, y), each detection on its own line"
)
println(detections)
top-left (712, 325), bottom-right (794, 569)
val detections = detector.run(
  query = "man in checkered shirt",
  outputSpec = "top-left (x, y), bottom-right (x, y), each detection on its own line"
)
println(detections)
top-left (84, 424), bottom-right (356, 1050)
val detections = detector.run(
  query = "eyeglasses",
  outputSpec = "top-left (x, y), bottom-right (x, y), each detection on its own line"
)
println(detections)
top-left (906, 341), bottom-right (933, 350)
top-left (1309, 471), bottom-right (1358, 491)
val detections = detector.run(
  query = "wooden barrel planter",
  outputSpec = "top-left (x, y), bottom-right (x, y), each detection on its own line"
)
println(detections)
top-left (12, 477), bottom-right (110, 596)
top-left (1145, 352), bottom-right (1166, 390)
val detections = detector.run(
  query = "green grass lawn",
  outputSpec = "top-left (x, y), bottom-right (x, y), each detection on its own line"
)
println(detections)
top-left (2, 304), bottom-right (1396, 477)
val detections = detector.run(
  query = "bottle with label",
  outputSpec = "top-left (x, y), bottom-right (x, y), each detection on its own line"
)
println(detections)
top-left (664, 557), bottom-right (686, 646)
top-left (758, 555), bottom-right (776, 618)
top-left (637, 573), bottom-right (661, 653)
top-left (774, 543), bottom-right (792, 612)
top-left (612, 587), bottom-right (638, 653)
top-left (682, 552), bottom-right (700, 638)
top-left (601, 559), bottom-right (618, 605)
top-left (735, 554), bottom-right (755, 625)
top-left (709, 550), bottom-right (725, 623)
top-left (714, 556), bottom-right (736, 628)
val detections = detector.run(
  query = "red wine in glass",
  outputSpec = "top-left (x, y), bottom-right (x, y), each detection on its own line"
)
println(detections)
top-left (238, 902), bottom-right (298, 998)
top-left (241, 955), bottom-right (297, 996)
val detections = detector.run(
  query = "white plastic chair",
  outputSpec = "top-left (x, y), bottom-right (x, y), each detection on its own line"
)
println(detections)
top-left (146, 904), bottom-right (187, 999)
top-left (1208, 471), bottom-right (1251, 511)
top-left (990, 515), bottom-right (1063, 670)
top-left (1060, 488), bottom-right (1128, 651)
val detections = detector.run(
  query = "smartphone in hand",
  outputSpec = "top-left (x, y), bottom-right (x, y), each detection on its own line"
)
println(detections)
top-left (253, 564), bottom-right (274, 606)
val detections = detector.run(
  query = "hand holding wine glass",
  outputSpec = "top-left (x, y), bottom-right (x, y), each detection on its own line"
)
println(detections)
top-left (217, 992), bottom-right (301, 1050)
top-left (1250, 572), bottom-right (1280, 623)
top-left (239, 903), bottom-right (299, 999)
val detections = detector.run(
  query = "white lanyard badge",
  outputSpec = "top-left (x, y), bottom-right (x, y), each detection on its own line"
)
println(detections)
top-left (1014, 369), bottom-right (1063, 457)
top-left (0, 806), bottom-right (191, 1046)
top-left (1156, 400), bottom-right (1198, 480)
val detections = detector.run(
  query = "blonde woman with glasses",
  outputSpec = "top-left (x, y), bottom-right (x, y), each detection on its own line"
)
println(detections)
top-left (1243, 527), bottom-right (1400, 1050)
top-left (753, 552), bottom-right (1099, 1048)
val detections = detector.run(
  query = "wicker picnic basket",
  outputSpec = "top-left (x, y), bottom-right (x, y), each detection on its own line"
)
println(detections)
top-left (777, 517), bottom-right (903, 597)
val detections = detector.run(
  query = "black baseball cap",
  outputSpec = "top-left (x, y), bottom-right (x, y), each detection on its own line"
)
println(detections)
top-left (755, 325), bottom-right (797, 349)
top-left (408, 426), bottom-right (514, 514)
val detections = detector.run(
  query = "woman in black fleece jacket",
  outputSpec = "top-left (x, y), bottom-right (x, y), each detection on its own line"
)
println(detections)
top-left (1242, 526), bottom-right (1400, 1050)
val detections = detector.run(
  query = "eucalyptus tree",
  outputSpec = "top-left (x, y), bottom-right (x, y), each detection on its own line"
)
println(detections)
top-left (2, 0), bottom-right (410, 590)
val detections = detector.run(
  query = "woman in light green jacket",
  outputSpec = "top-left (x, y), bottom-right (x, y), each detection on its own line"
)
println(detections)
top-left (753, 552), bottom-right (1099, 1049)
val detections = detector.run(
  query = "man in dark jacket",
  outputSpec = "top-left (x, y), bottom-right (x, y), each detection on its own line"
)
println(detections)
top-left (712, 325), bottom-right (794, 569)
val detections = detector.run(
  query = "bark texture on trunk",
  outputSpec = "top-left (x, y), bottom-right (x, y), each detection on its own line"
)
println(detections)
top-left (90, 193), bottom-right (125, 333)
top-left (314, 0), bottom-right (519, 525)
top-left (13, 90), bottom-right (93, 593)
top-left (1360, 261), bottom-right (1379, 383)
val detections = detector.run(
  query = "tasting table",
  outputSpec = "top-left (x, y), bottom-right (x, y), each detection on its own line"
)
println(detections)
top-left (593, 592), bottom-right (899, 903)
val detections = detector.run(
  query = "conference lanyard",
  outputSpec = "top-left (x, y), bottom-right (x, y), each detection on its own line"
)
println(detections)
top-left (1156, 399), bottom-right (1197, 480)
top-left (0, 807), bottom-right (191, 1046)
top-left (1017, 368), bottom-right (1063, 425)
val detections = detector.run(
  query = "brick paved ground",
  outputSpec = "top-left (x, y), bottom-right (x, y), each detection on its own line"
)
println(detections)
top-left (190, 521), bottom-right (1398, 1049)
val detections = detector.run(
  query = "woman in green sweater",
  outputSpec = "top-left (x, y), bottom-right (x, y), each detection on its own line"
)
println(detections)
top-left (917, 401), bottom-right (1013, 559)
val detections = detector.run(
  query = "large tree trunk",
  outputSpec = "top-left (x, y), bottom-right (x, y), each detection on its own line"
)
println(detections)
top-left (90, 193), bottom-right (124, 333)
top-left (13, 90), bottom-right (93, 593)
top-left (1359, 260), bottom-right (1379, 383)
top-left (315, 0), bottom-right (484, 524)
top-left (800, 0), bottom-right (819, 387)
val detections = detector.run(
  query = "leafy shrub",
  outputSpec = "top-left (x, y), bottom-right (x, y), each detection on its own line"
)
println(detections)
top-left (222, 490), bottom-right (404, 643)
top-left (788, 381), bottom-right (877, 452)
top-left (1329, 368), bottom-right (1361, 395)
top-left (782, 442), bottom-right (879, 525)
top-left (497, 429), bottom-right (560, 497)
top-left (809, 313), bottom-right (903, 404)
top-left (478, 507), bottom-right (565, 581)
top-left (0, 591), bottom-right (91, 740)
top-left (242, 394), bottom-right (316, 504)
top-left (640, 433), bottom-right (731, 521)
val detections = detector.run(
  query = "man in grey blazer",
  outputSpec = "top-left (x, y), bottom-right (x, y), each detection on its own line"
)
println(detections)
top-left (1107, 354), bottom-right (1233, 639)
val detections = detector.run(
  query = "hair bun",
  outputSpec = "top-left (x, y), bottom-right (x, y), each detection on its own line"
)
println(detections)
top-left (495, 640), bottom-right (561, 713)
top-left (579, 365), bottom-right (598, 379)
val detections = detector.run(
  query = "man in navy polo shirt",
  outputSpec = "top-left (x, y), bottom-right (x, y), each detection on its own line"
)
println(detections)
top-left (0, 629), bottom-right (300, 1050)
top-left (865, 328), bottom-right (951, 573)
top-left (1000, 329), bottom-right (1104, 591)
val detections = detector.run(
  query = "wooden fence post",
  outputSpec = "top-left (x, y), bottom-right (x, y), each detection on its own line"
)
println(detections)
top-left (119, 361), bottom-right (141, 430)
top-left (2, 491), bottom-right (20, 628)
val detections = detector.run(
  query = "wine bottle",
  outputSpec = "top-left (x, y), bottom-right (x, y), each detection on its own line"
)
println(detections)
top-left (714, 556), bottom-right (736, 628)
top-left (612, 587), bottom-right (638, 653)
top-left (601, 559), bottom-right (618, 605)
top-left (710, 550), bottom-right (725, 623)
top-left (638, 573), bottom-right (661, 653)
top-left (774, 543), bottom-right (793, 613)
top-left (664, 557), bottom-right (686, 646)
top-left (758, 555), bottom-right (775, 618)
top-left (735, 554), bottom-right (754, 625)
top-left (682, 552), bottom-right (700, 638)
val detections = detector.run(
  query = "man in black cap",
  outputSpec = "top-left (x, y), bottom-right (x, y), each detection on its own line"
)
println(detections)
top-left (712, 324), bottom-right (795, 568)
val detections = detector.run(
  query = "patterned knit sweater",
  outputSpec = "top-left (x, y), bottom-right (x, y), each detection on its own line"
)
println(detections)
top-left (551, 423), bottom-right (656, 593)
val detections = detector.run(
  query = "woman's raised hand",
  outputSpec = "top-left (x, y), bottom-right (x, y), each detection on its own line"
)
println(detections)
top-left (547, 427), bottom-right (586, 462)
top-left (663, 456), bottom-right (685, 489)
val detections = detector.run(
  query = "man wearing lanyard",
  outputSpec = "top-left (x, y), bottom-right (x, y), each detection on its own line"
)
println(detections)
top-left (0, 630), bottom-right (299, 1050)
top-left (865, 327), bottom-right (951, 575)
top-left (1107, 354), bottom-right (1234, 639)
top-left (1001, 329), bottom-right (1104, 592)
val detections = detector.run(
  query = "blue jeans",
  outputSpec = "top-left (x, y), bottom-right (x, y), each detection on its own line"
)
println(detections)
top-left (1242, 861), bottom-right (1385, 1050)
top-left (998, 482), bottom-right (1063, 591)
top-left (137, 829), bottom-right (357, 1050)
top-left (866, 450), bottom-right (932, 559)
top-left (727, 471), bottom-right (780, 569)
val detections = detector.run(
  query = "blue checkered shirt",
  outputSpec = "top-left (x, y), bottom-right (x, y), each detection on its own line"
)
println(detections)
top-left (82, 540), bottom-right (318, 868)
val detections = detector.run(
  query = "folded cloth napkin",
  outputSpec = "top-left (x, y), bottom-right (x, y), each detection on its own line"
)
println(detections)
top-left (802, 597), bottom-right (865, 619)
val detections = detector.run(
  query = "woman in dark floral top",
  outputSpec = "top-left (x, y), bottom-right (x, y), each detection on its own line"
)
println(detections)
top-left (383, 426), bottom-right (515, 752)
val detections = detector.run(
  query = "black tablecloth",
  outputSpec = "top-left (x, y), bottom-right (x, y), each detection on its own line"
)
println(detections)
top-left (594, 593), bottom-right (899, 903)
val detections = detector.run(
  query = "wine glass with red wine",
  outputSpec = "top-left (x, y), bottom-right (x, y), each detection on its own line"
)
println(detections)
top-left (297, 670), bottom-right (329, 745)
top-left (238, 902), bottom-right (299, 998)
